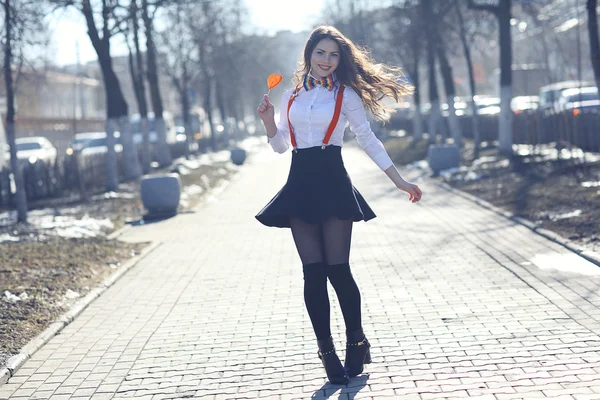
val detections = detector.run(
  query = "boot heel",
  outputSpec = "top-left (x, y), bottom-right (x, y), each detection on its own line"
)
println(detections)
top-left (317, 336), bottom-right (350, 385)
top-left (344, 329), bottom-right (371, 377)
top-left (364, 348), bottom-right (372, 364)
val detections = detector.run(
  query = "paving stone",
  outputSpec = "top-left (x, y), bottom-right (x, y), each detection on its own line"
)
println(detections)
top-left (2, 145), bottom-right (600, 399)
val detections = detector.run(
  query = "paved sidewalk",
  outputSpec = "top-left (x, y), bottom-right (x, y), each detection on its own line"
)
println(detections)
top-left (1, 144), bottom-right (600, 400)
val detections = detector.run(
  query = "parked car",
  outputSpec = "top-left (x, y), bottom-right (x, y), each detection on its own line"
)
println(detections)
top-left (511, 96), bottom-right (540, 115)
top-left (7, 137), bottom-right (58, 170)
top-left (5, 137), bottom-right (59, 198)
top-left (63, 131), bottom-right (125, 191)
top-left (130, 112), bottom-right (192, 158)
top-left (556, 86), bottom-right (600, 115)
top-left (65, 131), bottom-right (123, 156)
top-left (538, 80), bottom-right (591, 114)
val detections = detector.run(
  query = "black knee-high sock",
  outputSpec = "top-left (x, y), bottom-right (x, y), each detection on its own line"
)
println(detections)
top-left (327, 263), bottom-right (362, 333)
top-left (303, 262), bottom-right (331, 340)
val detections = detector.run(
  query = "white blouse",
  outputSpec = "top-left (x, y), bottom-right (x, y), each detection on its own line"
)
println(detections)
top-left (267, 83), bottom-right (394, 171)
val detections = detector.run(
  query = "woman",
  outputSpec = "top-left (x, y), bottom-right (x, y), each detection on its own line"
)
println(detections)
top-left (256, 25), bottom-right (422, 385)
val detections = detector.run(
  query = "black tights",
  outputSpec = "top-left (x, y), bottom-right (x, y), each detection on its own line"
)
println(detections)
top-left (291, 217), bottom-right (362, 340)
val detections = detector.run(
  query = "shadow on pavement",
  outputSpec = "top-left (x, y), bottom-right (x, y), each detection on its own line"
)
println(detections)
top-left (311, 374), bottom-right (369, 399)
top-left (127, 210), bottom-right (195, 226)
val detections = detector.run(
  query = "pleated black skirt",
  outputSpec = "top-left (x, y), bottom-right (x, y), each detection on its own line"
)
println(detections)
top-left (255, 145), bottom-right (376, 228)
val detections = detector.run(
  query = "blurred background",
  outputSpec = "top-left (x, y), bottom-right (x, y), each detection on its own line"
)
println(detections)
top-left (0, 0), bottom-right (598, 221)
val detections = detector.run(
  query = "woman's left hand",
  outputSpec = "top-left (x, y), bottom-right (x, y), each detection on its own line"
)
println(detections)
top-left (398, 182), bottom-right (422, 203)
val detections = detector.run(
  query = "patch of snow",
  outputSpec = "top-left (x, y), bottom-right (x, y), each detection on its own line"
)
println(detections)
top-left (409, 160), bottom-right (429, 170)
top-left (582, 181), bottom-right (600, 188)
top-left (236, 136), bottom-right (265, 153)
top-left (91, 191), bottom-right (136, 201)
top-left (532, 253), bottom-right (600, 276)
top-left (35, 215), bottom-right (114, 238)
top-left (4, 291), bottom-right (27, 303)
top-left (0, 233), bottom-right (19, 243)
top-left (464, 171), bottom-right (481, 181)
top-left (64, 289), bottom-right (80, 300)
top-left (472, 156), bottom-right (499, 166)
top-left (194, 151), bottom-right (230, 165)
top-left (175, 165), bottom-right (192, 175)
top-left (550, 209), bottom-right (582, 221)
top-left (1, 209), bottom-right (114, 239)
top-left (184, 184), bottom-right (204, 196)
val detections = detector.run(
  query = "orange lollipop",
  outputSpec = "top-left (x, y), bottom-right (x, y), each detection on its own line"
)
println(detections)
top-left (267, 73), bottom-right (283, 94)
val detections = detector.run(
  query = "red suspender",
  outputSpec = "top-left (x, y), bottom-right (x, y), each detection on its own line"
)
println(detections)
top-left (323, 86), bottom-right (346, 149)
top-left (287, 87), bottom-right (301, 150)
top-left (287, 85), bottom-right (346, 152)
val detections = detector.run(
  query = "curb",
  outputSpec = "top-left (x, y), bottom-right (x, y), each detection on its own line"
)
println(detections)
top-left (106, 223), bottom-right (133, 241)
top-left (0, 240), bottom-right (161, 386)
top-left (434, 179), bottom-right (600, 267)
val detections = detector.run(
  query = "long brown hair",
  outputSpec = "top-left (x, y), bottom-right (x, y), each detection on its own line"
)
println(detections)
top-left (293, 25), bottom-right (413, 122)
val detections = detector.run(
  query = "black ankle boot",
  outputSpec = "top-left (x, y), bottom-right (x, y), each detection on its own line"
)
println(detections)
top-left (317, 336), bottom-right (349, 385)
top-left (344, 328), bottom-right (372, 377)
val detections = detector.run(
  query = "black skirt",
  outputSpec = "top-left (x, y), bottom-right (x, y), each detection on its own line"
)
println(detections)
top-left (255, 145), bottom-right (376, 228)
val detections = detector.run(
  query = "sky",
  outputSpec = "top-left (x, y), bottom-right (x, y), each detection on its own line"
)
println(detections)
top-left (48, 0), bottom-right (327, 67)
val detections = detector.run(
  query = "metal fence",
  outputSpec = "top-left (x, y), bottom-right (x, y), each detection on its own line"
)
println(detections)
top-left (0, 150), bottom-right (125, 210)
top-left (390, 110), bottom-right (600, 153)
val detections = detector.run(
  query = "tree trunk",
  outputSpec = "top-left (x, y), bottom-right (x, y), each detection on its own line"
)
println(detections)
top-left (4, 0), bottom-right (27, 222)
top-left (97, 55), bottom-right (140, 181)
top-left (205, 81), bottom-right (216, 152)
top-left (181, 66), bottom-right (192, 159)
top-left (81, 0), bottom-right (139, 187)
top-left (142, 0), bottom-right (171, 166)
top-left (410, 64), bottom-right (423, 140)
top-left (408, 25), bottom-right (423, 140)
top-left (131, 0), bottom-right (151, 173)
top-left (467, 0), bottom-right (512, 155)
top-left (128, 46), bottom-right (149, 174)
top-left (216, 79), bottom-right (229, 147)
top-left (104, 118), bottom-right (119, 191)
top-left (437, 40), bottom-right (461, 147)
top-left (498, 0), bottom-right (513, 155)
top-left (588, 0), bottom-right (600, 93)
top-left (455, 0), bottom-right (480, 157)
top-left (422, 0), bottom-right (441, 140)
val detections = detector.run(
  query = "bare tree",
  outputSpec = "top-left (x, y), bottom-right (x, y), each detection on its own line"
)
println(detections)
top-left (421, 0), bottom-right (443, 140)
top-left (588, 0), bottom-right (600, 93)
top-left (430, 1), bottom-right (463, 147)
top-left (126, 0), bottom-right (150, 173)
top-left (185, 0), bottom-right (219, 152)
top-left (455, 0), bottom-right (482, 159)
top-left (211, 1), bottom-right (248, 145)
top-left (2, 0), bottom-right (26, 222)
top-left (141, 0), bottom-right (171, 166)
top-left (52, 0), bottom-right (142, 188)
top-left (468, 0), bottom-right (513, 156)
top-left (385, 2), bottom-right (425, 139)
top-left (1, 0), bottom-right (50, 222)
top-left (158, 1), bottom-right (195, 158)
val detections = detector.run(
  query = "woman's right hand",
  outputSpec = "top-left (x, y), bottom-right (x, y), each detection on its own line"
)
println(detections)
top-left (257, 94), bottom-right (275, 123)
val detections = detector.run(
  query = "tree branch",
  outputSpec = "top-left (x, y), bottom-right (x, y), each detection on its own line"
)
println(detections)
top-left (82, 0), bottom-right (103, 49)
top-left (467, 0), bottom-right (499, 15)
top-left (102, 0), bottom-right (110, 42)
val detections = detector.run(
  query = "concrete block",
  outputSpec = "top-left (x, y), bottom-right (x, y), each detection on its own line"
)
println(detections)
top-left (230, 148), bottom-right (247, 166)
top-left (140, 173), bottom-right (181, 217)
top-left (428, 144), bottom-right (460, 174)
